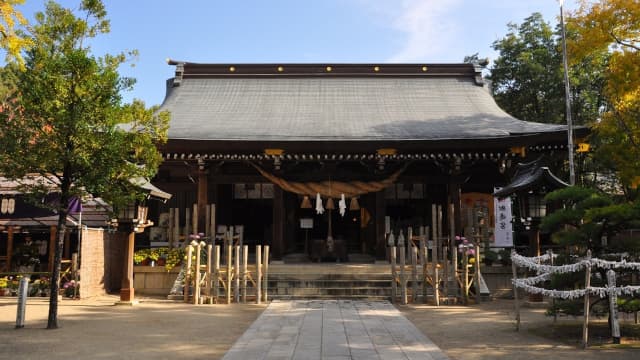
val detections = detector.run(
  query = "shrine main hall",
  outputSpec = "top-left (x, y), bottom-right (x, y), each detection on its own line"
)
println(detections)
top-left (151, 62), bottom-right (573, 261)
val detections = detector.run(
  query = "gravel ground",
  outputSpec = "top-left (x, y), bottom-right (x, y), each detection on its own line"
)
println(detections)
top-left (1, 295), bottom-right (266, 360)
top-left (3, 295), bottom-right (640, 360)
top-left (400, 299), bottom-right (640, 360)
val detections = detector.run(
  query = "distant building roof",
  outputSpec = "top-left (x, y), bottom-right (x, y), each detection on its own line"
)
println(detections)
top-left (159, 62), bottom-right (570, 144)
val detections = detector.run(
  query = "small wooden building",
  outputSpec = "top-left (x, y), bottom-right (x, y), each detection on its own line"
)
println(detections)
top-left (152, 62), bottom-right (581, 261)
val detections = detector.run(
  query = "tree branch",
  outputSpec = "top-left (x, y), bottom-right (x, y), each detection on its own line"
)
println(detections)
top-left (609, 31), bottom-right (640, 51)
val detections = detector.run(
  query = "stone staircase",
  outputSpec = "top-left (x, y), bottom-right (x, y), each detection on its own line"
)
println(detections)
top-left (266, 264), bottom-right (393, 300)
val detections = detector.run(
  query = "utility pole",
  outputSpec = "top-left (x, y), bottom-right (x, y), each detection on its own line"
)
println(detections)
top-left (559, 0), bottom-right (576, 185)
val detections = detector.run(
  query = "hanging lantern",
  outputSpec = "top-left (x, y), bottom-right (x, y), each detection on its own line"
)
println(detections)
top-left (326, 197), bottom-right (335, 210)
top-left (300, 195), bottom-right (312, 209)
top-left (349, 197), bottom-right (360, 211)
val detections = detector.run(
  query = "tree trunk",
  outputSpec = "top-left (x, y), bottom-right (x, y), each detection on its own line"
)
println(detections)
top-left (47, 179), bottom-right (70, 329)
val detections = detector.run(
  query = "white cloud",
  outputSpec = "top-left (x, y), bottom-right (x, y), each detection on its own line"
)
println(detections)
top-left (385, 0), bottom-right (462, 62)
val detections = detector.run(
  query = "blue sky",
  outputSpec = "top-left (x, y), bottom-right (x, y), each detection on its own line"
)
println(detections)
top-left (18, 0), bottom-right (577, 106)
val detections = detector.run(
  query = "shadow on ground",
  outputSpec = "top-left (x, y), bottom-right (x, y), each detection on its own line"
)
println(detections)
top-left (1, 295), bottom-right (266, 360)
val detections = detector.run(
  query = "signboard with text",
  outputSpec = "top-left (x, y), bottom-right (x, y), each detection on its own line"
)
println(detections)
top-left (494, 187), bottom-right (513, 247)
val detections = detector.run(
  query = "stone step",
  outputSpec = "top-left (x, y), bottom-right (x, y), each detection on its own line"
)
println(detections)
top-left (271, 295), bottom-right (391, 301)
top-left (270, 280), bottom-right (391, 287)
top-left (271, 287), bottom-right (392, 297)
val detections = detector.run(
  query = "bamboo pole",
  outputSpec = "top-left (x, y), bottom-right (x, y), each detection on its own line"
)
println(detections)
top-left (511, 249), bottom-right (520, 331)
top-left (263, 246), bottom-right (269, 302)
top-left (431, 204), bottom-right (439, 306)
top-left (391, 246), bottom-right (397, 303)
top-left (192, 203), bottom-right (198, 234)
top-left (443, 246), bottom-right (449, 304)
top-left (168, 208), bottom-right (175, 247)
top-left (449, 203), bottom-right (459, 298)
top-left (431, 204), bottom-right (437, 263)
top-left (185, 208), bottom-right (191, 243)
top-left (205, 205), bottom-right (211, 238)
top-left (210, 204), bottom-right (216, 239)
top-left (234, 245), bottom-right (240, 303)
top-left (411, 245), bottom-right (418, 303)
top-left (184, 245), bottom-right (193, 303)
top-left (213, 245), bottom-right (220, 303)
top-left (463, 249), bottom-right (469, 306)
top-left (242, 245), bottom-right (248, 303)
top-left (226, 244), bottom-right (232, 304)
top-left (582, 250), bottom-right (592, 348)
top-left (419, 227), bottom-right (427, 303)
top-left (206, 244), bottom-right (212, 304)
top-left (173, 209), bottom-right (180, 247)
top-left (407, 227), bottom-right (413, 262)
top-left (194, 242), bottom-right (202, 305)
top-left (400, 244), bottom-right (407, 305)
top-left (256, 245), bottom-right (262, 304)
top-left (474, 244), bottom-right (481, 304)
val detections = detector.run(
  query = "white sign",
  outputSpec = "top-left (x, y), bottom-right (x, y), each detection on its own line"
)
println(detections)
top-left (300, 218), bottom-right (314, 229)
top-left (494, 188), bottom-right (513, 247)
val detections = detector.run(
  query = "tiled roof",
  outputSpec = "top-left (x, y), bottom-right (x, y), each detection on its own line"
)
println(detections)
top-left (159, 63), bottom-right (567, 142)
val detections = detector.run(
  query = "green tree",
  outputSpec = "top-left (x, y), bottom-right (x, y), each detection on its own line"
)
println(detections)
top-left (489, 12), bottom-right (608, 126)
top-left (489, 13), bottom-right (565, 124)
top-left (0, 0), bottom-right (169, 329)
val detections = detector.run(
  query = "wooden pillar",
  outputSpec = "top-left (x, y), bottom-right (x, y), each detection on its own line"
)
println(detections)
top-left (63, 229), bottom-right (71, 259)
top-left (375, 190), bottom-right (386, 260)
top-left (197, 163), bottom-right (208, 234)
top-left (272, 186), bottom-right (284, 260)
top-left (8, 226), bottom-right (14, 271)
top-left (119, 228), bottom-right (136, 303)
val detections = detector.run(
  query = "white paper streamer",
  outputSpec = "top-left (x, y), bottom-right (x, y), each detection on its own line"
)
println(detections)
top-left (512, 253), bottom-right (640, 274)
top-left (338, 193), bottom-right (346, 217)
top-left (315, 193), bottom-right (324, 215)
top-left (512, 252), bottom-right (640, 300)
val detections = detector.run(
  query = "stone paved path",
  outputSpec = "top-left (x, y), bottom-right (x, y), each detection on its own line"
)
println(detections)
top-left (222, 300), bottom-right (449, 360)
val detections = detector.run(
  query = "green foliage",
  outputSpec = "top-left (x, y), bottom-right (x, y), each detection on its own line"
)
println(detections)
top-left (540, 186), bottom-right (627, 253)
top-left (618, 297), bottom-right (640, 313)
top-left (497, 248), bottom-right (512, 266)
top-left (482, 249), bottom-right (498, 265)
top-left (0, 0), bottom-right (169, 212)
top-left (0, 0), bottom-right (168, 328)
top-left (489, 12), bottom-right (608, 126)
top-left (568, 0), bottom-right (640, 192)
